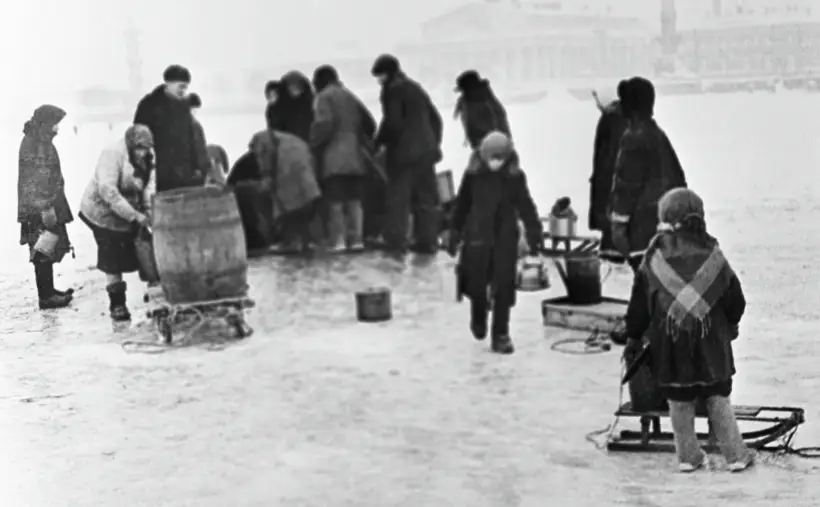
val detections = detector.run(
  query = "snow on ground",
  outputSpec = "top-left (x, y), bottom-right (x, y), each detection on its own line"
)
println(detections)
top-left (1, 92), bottom-right (819, 506)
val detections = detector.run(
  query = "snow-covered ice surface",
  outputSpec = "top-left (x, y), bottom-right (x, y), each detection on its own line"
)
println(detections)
top-left (1, 92), bottom-right (820, 506)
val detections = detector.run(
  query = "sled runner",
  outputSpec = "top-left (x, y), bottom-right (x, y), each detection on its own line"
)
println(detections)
top-left (143, 285), bottom-right (254, 344)
top-left (606, 402), bottom-right (805, 453)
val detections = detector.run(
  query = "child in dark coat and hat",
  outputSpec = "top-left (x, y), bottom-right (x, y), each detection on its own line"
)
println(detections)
top-left (448, 131), bottom-right (543, 354)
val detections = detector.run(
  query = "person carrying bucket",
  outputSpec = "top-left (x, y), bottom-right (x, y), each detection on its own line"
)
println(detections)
top-left (17, 104), bottom-right (75, 310)
top-left (622, 188), bottom-right (754, 473)
top-left (447, 131), bottom-right (543, 354)
top-left (78, 125), bottom-right (156, 321)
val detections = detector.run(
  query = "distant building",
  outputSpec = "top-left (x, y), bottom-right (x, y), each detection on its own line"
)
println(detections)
top-left (393, 1), bottom-right (655, 88)
top-left (677, 2), bottom-right (820, 78)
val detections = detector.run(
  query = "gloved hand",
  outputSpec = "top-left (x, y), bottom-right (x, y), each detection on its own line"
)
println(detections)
top-left (446, 231), bottom-right (461, 258)
top-left (730, 323), bottom-right (739, 340)
top-left (611, 221), bottom-right (631, 258)
top-left (41, 208), bottom-right (58, 229)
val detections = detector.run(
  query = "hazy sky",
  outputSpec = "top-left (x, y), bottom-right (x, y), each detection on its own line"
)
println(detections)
top-left (0, 0), bottom-right (471, 98)
top-left (3, 0), bottom-right (792, 106)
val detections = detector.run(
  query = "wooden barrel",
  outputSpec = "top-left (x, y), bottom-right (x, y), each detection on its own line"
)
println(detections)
top-left (355, 288), bottom-right (392, 322)
top-left (564, 252), bottom-right (602, 305)
top-left (153, 186), bottom-right (248, 304)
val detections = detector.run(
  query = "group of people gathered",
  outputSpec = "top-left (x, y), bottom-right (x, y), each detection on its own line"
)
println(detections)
top-left (15, 56), bottom-right (522, 320)
top-left (16, 53), bottom-right (755, 471)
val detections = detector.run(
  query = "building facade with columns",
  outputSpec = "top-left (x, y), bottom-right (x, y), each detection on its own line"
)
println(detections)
top-left (393, 1), bottom-right (656, 90)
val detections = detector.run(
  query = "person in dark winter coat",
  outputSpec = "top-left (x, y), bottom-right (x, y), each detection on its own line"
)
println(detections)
top-left (17, 104), bottom-right (75, 309)
top-left (589, 80), bottom-right (628, 260)
top-left (268, 71), bottom-right (314, 143)
top-left (447, 131), bottom-right (543, 354)
top-left (623, 188), bottom-right (753, 473)
top-left (264, 80), bottom-right (280, 131)
top-left (453, 70), bottom-right (511, 149)
top-left (133, 65), bottom-right (211, 192)
top-left (311, 64), bottom-right (377, 252)
top-left (371, 54), bottom-right (443, 254)
top-left (79, 125), bottom-right (155, 321)
top-left (610, 76), bottom-right (687, 270)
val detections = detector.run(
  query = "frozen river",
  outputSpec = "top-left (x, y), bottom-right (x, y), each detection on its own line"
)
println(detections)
top-left (1, 92), bottom-right (819, 506)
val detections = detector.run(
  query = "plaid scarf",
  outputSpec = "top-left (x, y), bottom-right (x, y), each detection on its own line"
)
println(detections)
top-left (643, 232), bottom-right (732, 346)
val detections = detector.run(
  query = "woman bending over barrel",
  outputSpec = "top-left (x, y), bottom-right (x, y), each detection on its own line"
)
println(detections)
top-left (623, 188), bottom-right (753, 473)
top-left (79, 125), bottom-right (155, 321)
top-left (447, 131), bottom-right (543, 354)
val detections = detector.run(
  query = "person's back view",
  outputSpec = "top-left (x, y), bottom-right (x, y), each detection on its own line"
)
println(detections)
top-left (609, 77), bottom-right (687, 268)
top-left (371, 54), bottom-right (443, 254)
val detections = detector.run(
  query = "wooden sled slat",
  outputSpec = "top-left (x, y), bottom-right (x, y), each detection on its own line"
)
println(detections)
top-left (606, 402), bottom-right (805, 453)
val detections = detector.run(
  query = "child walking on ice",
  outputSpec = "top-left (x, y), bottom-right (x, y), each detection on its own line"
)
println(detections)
top-left (448, 131), bottom-right (543, 354)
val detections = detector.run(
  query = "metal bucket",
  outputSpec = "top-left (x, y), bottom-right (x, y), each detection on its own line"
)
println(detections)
top-left (33, 230), bottom-right (60, 257)
top-left (355, 287), bottom-right (392, 322)
top-left (548, 215), bottom-right (577, 238)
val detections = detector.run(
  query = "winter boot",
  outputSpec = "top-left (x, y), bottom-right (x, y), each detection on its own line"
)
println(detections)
top-left (106, 281), bottom-right (131, 321)
top-left (490, 304), bottom-right (514, 354)
top-left (35, 262), bottom-right (72, 310)
top-left (491, 335), bottom-right (515, 354)
top-left (469, 301), bottom-right (488, 341)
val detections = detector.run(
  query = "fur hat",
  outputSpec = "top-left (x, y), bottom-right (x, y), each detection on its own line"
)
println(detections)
top-left (163, 65), bottom-right (191, 83)
top-left (312, 65), bottom-right (339, 92)
top-left (621, 76), bottom-right (655, 117)
top-left (479, 131), bottom-right (513, 161)
top-left (371, 54), bottom-right (400, 77)
top-left (454, 70), bottom-right (486, 92)
top-left (264, 80), bottom-right (279, 96)
top-left (125, 124), bottom-right (154, 149)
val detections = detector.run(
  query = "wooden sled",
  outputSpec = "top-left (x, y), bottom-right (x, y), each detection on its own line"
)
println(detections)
top-left (143, 286), bottom-right (255, 344)
top-left (606, 402), bottom-right (805, 453)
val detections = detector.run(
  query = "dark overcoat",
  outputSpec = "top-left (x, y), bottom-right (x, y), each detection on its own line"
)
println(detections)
top-left (451, 153), bottom-right (543, 308)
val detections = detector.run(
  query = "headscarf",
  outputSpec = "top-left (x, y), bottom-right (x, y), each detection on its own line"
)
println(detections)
top-left (125, 124), bottom-right (154, 180)
top-left (125, 124), bottom-right (154, 150)
top-left (23, 104), bottom-right (66, 141)
top-left (642, 188), bottom-right (732, 346)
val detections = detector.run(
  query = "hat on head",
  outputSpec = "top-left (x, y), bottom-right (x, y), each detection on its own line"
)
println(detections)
top-left (371, 54), bottom-right (400, 76)
top-left (479, 130), bottom-right (513, 161)
top-left (312, 64), bottom-right (339, 92)
top-left (658, 188), bottom-right (704, 226)
top-left (454, 70), bottom-right (486, 92)
top-left (621, 76), bottom-right (655, 116)
top-left (264, 80), bottom-right (280, 96)
top-left (125, 124), bottom-right (154, 150)
top-left (163, 65), bottom-right (191, 84)
top-left (186, 93), bottom-right (202, 108)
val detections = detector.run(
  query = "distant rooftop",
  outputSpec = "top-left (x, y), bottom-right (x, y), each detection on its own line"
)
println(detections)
top-left (400, 1), bottom-right (650, 44)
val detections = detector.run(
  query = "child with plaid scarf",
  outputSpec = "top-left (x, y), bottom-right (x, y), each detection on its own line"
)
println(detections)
top-left (623, 188), bottom-right (754, 473)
